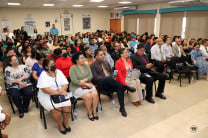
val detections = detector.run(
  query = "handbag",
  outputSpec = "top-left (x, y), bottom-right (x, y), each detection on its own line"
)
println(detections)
top-left (81, 85), bottom-right (90, 89)
top-left (50, 75), bottom-right (69, 104)
top-left (126, 69), bottom-right (141, 81)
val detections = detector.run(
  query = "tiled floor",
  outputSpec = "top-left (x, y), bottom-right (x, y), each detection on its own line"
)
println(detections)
top-left (1, 70), bottom-right (208, 138)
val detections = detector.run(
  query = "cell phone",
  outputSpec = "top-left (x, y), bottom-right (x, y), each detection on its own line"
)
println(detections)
top-left (59, 95), bottom-right (66, 102)
top-left (112, 70), bottom-right (118, 79)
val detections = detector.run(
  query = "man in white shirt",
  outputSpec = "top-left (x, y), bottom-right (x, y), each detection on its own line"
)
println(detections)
top-left (0, 105), bottom-right (11, 138)
top-left (200, 39), bottom-right (208, 60)
top-left (47, 37), bottom-right (53, 48)
top-left (2, 28), bottom-right (15, 42)
top-left (151, 38), bottom-right (166, 73)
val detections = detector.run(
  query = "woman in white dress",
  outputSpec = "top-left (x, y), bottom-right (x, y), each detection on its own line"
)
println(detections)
top-left (37, 58), bottom-right (71, 135)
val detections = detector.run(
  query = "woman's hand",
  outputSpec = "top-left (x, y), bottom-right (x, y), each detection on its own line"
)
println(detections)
top-left (58, 89), bottom-right (68, 96)
top-left (19, 82), bottom-right (27, 88)
top-left (84, 83), bottom-right (93, 89)
top-left (193, 60), bottom-right (196, 65)
top-left (79, 78), bottom-right (88, 85)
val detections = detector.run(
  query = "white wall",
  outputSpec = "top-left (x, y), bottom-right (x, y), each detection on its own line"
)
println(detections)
top-left (0, 8), bottom-right (110, 35)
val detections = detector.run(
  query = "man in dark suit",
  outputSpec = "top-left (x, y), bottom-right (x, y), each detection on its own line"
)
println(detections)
top-left (131, 44), bottom-right (167, 103)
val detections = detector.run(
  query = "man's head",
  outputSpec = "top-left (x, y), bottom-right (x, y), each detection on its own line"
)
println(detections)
top-left (146, 37), bottom-right (151, 44)
top-left (197, 38), bottom-right (203, 45)
top-left (113, 42), bottom-right (121, 51)
top-left (100, 45), bottom-right (107, 53)
top-left (21, 26), bottom-right (24, 31)
top-left (89, 37), bottom-right (94, 45)
top-left (160, 33), bottom-right (164, 39)
top-left (6, 47), bottom-right (15, 57)
top-left (52, 24), bottom-right (55, 29)
top-left (164, 37), bottom-right (171, 45)
top-left (42, 42), bottom-right (48, 49)
top-left (202, 39), bottom-right (208, 47)
top-left (156, 38), bottom-right (163, 46)
top-left (136, 44), bottom-right (145, 56)
top-left (95, 48), bottom-right (104, 62)
top-left (53, 48), bottom-right (62, 57)
top-left (132, 35), bottom-right (136, 41)
top-left (176, 38), bottom-right (182, 46)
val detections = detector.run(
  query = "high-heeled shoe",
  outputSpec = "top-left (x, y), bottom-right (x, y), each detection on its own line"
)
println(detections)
top-left (88, 114), bottom-right (94, 121)
top-left (63, 123), bottom-right (71, 132)
top-left (93, 113), bottom-right (99, 120)
top-left (59, 128), bottom-right (67, 135)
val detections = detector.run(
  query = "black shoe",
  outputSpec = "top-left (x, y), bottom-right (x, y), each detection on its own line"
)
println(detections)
top-left (145, 97), bottom-right (155, 103)
top-left (88, 114), bottom-right (94, 121)
top-left (19, 113), bottom-right (24, 118)
top-left (119, 107), bottom-right (127, 117)
top-left (155, 94), bottom-right (167, 99)
top-left (93, 113), bottom-right (99, 120)
top-left (123, 85), bottom-right (136, 93)
top-left (59, 128), bottom-right (67, 135)
top-left (63, 123), bottom-right (71, 132)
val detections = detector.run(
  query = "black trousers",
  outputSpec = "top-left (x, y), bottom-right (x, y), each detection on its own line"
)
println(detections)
top-left (97, 77), bottom-right (124, 107)
top-left (8, 85), bottom-right (33, 113)
top-left (152, 60), bottom-right (165, 73)
top-left (140, 72), bottom-right (166, 99)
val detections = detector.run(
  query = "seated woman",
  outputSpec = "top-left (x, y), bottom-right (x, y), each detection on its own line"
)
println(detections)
top-left (83, 47), bottom-right (94, 66)
top-left (69, 52), bottom-right (99, 121)
top-left (115, 48), bottom-right (143, 106)
top-left (25, 48), bottom-right (37, 72)
top-left (191, 43), bottom-right (208, 80)
top-left (22, 45), bottom-right (32, 64)
top-left (32, 53), bottom-right (44, 83)
top-left (56, 48), bottom-right (73, 78)
top-left (4, 55), bottom-right (33, 118)
top-left (37, 58), bottom-right (71, 135)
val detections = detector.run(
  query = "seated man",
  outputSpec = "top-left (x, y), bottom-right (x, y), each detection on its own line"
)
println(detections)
top-left (47, 48), bottom-right (62, 62)
top-left (111, 42), bottom-right (121, 63)
top-left (100, 45), bottom-right (114, 68)
top-left (172, 38), bottom-right (187, 62)
top-left (200, 39), bottom-right (208, 61)
top-left (131, 44), bottom-right (167, 104)
top-left (40, 41), bottom-right (52, 57)
top-left (151, 38), bottom-right (166, 73)
top-left (90, 49), bottom-right (135, 117)
top-left (0, 105), bottom-right (11, 138)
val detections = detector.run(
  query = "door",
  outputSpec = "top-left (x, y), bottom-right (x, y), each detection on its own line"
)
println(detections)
top-left (110, 19), bottom-right (121, 33)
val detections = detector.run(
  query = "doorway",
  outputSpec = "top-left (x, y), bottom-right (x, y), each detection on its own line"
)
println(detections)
top-left (110, 19), bottom-right (121, 33)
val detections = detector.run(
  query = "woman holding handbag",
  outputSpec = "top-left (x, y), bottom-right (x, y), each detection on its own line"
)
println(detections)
top-left (69, 52), bottom-right (99, 121)
top-left (115, 48), bottom-right (143, 106)
top-left (37, 58), bottom-right (71, 135)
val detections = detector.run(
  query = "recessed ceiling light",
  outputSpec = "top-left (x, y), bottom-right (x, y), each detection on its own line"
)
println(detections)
top-left (97, 5), bottom-right (108, 8)
top-left (119, 1), bottom-right (132, 4)
top-left (72, 5), bottom-right (84, 7)
top-left (43, 3), bottom-right (54, 6)
top-left (8, 3), bottom-right (21, 6)
top-left (89, 0), bottom-right (104, 2)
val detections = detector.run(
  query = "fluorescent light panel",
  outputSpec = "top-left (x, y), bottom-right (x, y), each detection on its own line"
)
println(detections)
top-left (43, 3), bottom-right (54, 6)
top-left (97, 5), bottom-right (108, 8)
top-left (119, 1), bottom-right (132, 4)
top-left (8, 2), bottom-right (20, 6)
top-left (72, 5), bottom-right (84, 7)
top-left (90, 0), bottom-right (104, 2)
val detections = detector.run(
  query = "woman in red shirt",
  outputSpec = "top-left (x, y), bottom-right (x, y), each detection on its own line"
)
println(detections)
top-left (56, 48), bottom-right (73, 78)
top-left (115, 48), bottom-right (143, 106)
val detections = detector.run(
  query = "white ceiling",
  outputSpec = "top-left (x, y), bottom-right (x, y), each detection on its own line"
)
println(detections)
top-left (0, 0), bottom-right (170, 8)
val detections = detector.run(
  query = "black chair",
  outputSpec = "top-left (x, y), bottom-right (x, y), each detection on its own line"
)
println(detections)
top-left (171, 62), bottom-right (192, 87)
top-left (4, 83), bottom-right (16, 114)
top-left (39, 103), bottom-right (47, 129)
top-left (0, 129), bottom-right (2, 138)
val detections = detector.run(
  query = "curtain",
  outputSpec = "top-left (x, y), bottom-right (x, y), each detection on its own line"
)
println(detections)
top-left (124, 15), bottom-right (137, 33)
top-left (185, 11), bottom-right (208, 39)
top-left (160, 12), bottom-right (184, 37)
top-left (137, 14), bottom-right (155, 35)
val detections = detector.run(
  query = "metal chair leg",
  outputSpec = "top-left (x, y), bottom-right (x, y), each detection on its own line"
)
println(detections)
top-left (0, 129), bottom-right (2, 138)
top-left (179, 73), bottom-right (182, 87)
top-left (8, 95), bottom-right (15, 114)
top-left (41, 106), bottom-right (47, 129)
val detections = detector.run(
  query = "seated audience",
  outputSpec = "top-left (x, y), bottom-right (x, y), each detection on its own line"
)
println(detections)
top-left (37, 58), bottom-right (71, 134)
top-left (172, 38), bottom-right (187, 62)
top-left (0, 105), bottom-right (11, 138)
top-left (144, 37), bottom-right (152, 59)
top-left (1, 47), bottom-right (16, 70)
top-left (131, 44), bottom-right (167, 104)
top-left (111, 42), bottom-right (121, 63)
top-left (32, 53), bottom-right (44, 82)
top-left (56, 48), bottom-right (73, 78)
top-left (100, 45), bottom-right (114, 68)
top-left (41, 41), bottom-right (52, 56)
top-left (25, 48), bottom-right (37, 71)
top-left (115, 48), bottom-right (143, 106)
top-left (22, 45), bottom-right (32, 64)
top-left (4, 55), bottom-right (33, 118)
top-left (50, 39), bottom-right (59, 51)
top-left (91, 49), bottom-right (135, 117)
top-left (47, 48), bottom-right (62, 62)
top-left (69, 52), bottom-right (99, 121)
top-left (87, 37), bottom-right (98, 54)
top-left (191, 43), bottom-right (208, 80)
top-left (200, 39), bottom-right (208, 60)
top-left (83, 47), bottom-right (94, 65)
top-left (130, 35), bottom-right (138, 53)
top-left (151, 38), bottom-right (166, 73)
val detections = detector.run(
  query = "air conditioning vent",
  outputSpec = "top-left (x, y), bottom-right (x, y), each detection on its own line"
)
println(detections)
top-left (114, 5), bottom-right (137, 11)
top-left (168, 0), bottom-right (201, 6)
